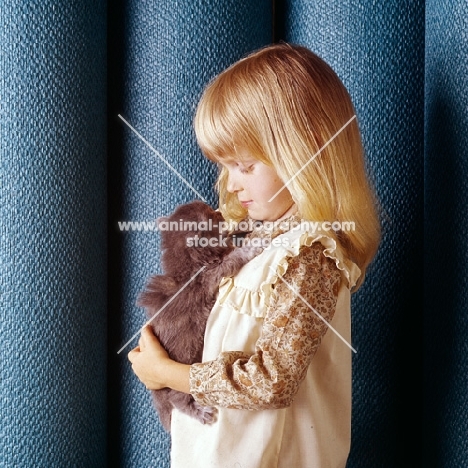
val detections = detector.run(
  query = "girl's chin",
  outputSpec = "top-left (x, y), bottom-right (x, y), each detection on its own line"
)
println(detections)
top-left (247, 209), bottom-right (274, 222)
top-left (247, 205), bottom-right (295, 222)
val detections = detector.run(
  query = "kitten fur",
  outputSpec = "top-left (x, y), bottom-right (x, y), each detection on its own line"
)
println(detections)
top-left (137, 200), bottom-right (260, 432)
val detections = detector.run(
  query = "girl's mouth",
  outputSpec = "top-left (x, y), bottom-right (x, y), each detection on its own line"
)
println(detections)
top-left (239, 200), bottom-right (253, 207)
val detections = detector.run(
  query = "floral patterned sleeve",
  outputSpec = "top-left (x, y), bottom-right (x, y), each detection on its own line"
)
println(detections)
top-left (189, 241), bottom-right (342, 410)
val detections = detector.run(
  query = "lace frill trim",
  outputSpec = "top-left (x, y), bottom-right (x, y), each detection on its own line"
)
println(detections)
top-left (216, 231), bottom-right (361, 318)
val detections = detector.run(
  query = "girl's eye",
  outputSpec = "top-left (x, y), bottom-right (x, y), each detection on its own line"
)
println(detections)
top-left (238, 164), bottom-right (253, 174)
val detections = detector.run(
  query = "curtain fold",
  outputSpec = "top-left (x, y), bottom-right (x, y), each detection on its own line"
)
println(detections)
top-left (424, 1), bottom-right (468, 466)
top-left (0, 1), bottom-right (107, 466)
top-left (107, 1), bottom-right (272, 466)
top-left (275, 1), bottom-right (424, 465)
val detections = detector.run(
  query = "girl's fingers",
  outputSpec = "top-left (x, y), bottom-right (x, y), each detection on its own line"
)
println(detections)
top-left (141, 325), bottom-right (155, 340)
top-left (138, 335), bottom-right (145, 350)
top-left (127, 346), bottom-right (140, 363)
top-left (140, 325), bottom-right (156, 348)
top-left (141, 326), bottom-right (162, 348)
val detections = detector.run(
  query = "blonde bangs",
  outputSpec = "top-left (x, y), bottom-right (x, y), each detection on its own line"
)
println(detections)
top-left (194, 54), bottom-right (278, 221)
top-left (194, 64), bottom-right (266, 165)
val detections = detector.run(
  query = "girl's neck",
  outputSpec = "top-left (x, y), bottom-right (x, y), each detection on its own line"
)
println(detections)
top-left (275, 203), bottom-right (298, 222)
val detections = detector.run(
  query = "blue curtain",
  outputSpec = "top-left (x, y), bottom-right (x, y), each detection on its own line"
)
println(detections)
top-left (107, 1), bottom-right (272, 466)
top-left (276, 1), bottom-right (425, 465)
top-left (1, 1), bottom-right (468, 466)
top-left (424, 1), bottom-right (468, 466)
top-left (0, 1), bottom-right (107, 466)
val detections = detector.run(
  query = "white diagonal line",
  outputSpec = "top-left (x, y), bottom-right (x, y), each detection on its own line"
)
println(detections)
top-left (268, 115), bottom-right (356, 202)
top-left (118, 114), bottom-right (207, 202)
top-left (271, 267), bottom-right (356, 353)
top-left (117, 265), bottom-right (206, 354)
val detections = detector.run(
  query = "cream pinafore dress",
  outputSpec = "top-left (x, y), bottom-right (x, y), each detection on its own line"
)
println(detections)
top-left (171, 226), bottom-right (361, 468)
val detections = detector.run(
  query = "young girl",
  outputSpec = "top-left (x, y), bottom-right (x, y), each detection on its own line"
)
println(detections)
top-left (128, 43), bottom-right (381, 467)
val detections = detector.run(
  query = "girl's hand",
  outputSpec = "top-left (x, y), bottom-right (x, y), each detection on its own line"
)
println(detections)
top-left (128, 326), bottom-right (191, 394)
top-left (128, 326), bottom-right (171, 390)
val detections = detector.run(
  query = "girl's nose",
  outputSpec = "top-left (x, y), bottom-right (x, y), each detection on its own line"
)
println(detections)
top-left (226, 172), bottom-right (241, 193)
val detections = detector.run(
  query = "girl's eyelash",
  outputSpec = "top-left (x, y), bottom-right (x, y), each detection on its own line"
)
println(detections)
top-left (238, 164), bottom-right (253, 174)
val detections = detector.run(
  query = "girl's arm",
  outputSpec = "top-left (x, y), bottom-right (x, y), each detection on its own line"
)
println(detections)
top-left (189, 242), bottom-right (342, 410)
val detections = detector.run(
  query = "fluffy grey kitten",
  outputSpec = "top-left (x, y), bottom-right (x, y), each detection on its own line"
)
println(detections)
top-left (137, 200), bottom-right (260, 432)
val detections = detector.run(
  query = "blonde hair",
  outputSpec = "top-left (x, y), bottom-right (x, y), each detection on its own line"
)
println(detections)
top-left (194, 43), bottom-right (381, 288)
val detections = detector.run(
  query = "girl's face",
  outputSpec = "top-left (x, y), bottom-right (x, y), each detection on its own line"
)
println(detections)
top-left (221, 150), bottom-right (295, 221)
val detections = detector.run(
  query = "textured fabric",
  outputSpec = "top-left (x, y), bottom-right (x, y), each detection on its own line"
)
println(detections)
top-left (276, 1), bottom-right (424, 465)
top-left (107, 1), bottom-right (272, 466)
top-left (172, 226), bottom-right (355, 468)
top-left (4, 1), bottom-right (465, 466)
top-left (0, 1), bottom-right (107, 466)
top-left (424, 1), bottom-right (468, 466)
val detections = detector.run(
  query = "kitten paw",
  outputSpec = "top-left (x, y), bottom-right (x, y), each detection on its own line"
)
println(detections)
top-left (250, 245), bottom-right (264, 256)
top-left (241, 244), bottom-right (264, 259)
top-left (194, 403), bottom-right (218, 425)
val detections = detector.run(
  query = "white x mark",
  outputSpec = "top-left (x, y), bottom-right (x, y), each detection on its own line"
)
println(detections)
top-left (117, 266), bottom-right (206, 354)
top-left (118, 114), bottom-right (207, 202)
top-left (268, 115), bottom-right (356, 202)
top-left (271, 267), bottom-right (356, 353)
